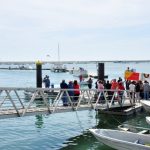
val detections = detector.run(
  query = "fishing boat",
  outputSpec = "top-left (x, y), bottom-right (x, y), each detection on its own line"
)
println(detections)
top-left (146, 117), bottom-right (150, 125)
top-left (89, 129), bottom-right (150, 150)
top-left (140, 100), bottom-right (150, 113)
top-left (118, 124), bottom-right (150, 134)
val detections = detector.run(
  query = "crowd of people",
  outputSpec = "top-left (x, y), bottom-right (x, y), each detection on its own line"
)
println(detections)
top-left (95, 77), bottom-right (150, 104)
top-left (126, 80), bottom-right (150, 101)
top-left (60, 80), bottom-right (80, 106)
top-left (95, 78), bottom-right (125, 104)
top-left (42, 72), bottom-right (150, 107)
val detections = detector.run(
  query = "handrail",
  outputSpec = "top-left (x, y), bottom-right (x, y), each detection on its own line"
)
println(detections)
top-left (0, 87), bottom-right (137, 118)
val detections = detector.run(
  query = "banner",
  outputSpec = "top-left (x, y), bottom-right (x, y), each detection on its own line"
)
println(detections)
top-left (124, 71), bottom-right (140, 81)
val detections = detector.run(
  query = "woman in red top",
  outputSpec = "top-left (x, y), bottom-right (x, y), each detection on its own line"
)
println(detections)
top-left (110, 79), bottom-right (118, 103)
top-left (118, 82), bottom-right (125, 103)
top-left (73, 80), bottom-right (80, 105)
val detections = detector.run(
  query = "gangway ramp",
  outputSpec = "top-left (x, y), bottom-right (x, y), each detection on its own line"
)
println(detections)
top-left (0, 87), bottom-right (141, 119)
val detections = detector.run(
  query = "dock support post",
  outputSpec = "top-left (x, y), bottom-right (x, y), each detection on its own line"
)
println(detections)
top-left (98, 63), bottom-right (104, 81)
top-left (36, 61), bottom-right (42, 88)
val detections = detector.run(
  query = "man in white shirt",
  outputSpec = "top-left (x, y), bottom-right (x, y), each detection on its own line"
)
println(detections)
top-left (129, 81), bottom-right (135, 103)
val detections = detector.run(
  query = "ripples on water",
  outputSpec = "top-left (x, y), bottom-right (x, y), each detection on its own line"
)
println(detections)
top-left (0, 110), bottom-right (98, 150)
top-left (0, 110), bottom-right (148, 150)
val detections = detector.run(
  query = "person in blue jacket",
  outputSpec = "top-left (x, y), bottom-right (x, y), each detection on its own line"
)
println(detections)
top-left (43, 75), bottom-right (50, 88)
top-left (60, 80), bottom-right (68, 106)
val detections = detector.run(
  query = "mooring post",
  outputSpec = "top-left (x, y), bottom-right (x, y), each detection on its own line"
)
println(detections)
top-left (98, 63), bottom-right (104, 81)
top-left (36, 60), bottom-right (42, 88)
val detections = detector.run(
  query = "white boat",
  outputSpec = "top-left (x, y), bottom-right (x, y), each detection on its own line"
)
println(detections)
top-left (140, 100), bottom-right (150, 113)
top-left (118, 124), bottom-right (150, 134)
top-left (70, 67), bottom-right (88, 77)
top-left (50, 44), bottom-right (68, 73)
top-left (24, 91), bottom-right (49, 100)
top-left (79, 81), bottom-right (89, 87)
top-left (89, 129), bottom-right (150, 150)
top-left (146, 117), bottom-right (150, 125)
top-left (50, 63), bottom-right (67, 73)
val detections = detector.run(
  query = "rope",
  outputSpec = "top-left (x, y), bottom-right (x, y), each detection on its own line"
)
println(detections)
top-left (75, 111), bottom-right (85, 132)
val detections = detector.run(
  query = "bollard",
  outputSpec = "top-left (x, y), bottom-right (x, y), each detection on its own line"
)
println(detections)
top-left (36, 60), bottom-right (42, 88)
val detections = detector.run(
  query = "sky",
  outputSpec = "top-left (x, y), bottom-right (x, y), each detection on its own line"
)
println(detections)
top-left (0, 0), bottom-right (150, 61)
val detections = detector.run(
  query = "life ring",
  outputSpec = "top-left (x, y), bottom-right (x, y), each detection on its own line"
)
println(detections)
top-left (144, 74), bottom-right (149, 78)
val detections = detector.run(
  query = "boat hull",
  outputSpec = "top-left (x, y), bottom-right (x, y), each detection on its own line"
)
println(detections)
top-left (146, 117), bottom-right (150, 125)
top-left (89, 129), bottom-right (150, 150)
top-left (70, 68), bottom-right (88, 77)
top-left (140, 100), bottom-right (150, 113)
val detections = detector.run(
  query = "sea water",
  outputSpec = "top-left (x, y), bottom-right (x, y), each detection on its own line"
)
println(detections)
top-left (0, 62), bottom-right (149, 150)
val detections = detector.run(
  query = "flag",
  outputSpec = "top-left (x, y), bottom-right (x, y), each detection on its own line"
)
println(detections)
top-left (124, 71), bottom-right (140, 81)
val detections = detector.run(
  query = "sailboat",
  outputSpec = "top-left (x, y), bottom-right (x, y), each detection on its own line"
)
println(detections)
top-left (50, 44), bottom-right (68, 73)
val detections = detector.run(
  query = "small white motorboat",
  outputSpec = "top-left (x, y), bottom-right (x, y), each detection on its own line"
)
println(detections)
top-left (146, 117), bottom-right (150, 125)
top-left (79, 81), bottom-right (89, 86)
top-left (50, 63), bottom-right (67, 73)
top-left (140, 100), bottom-right (150, 113)
top-left (89, 129), bottom-right (150, 150)
top-left (24, 91), bottom-right (49, 100)
top-left (70, 67), bottom-right (88, 77)
top-left (118, 124), bottom-right (150, 134)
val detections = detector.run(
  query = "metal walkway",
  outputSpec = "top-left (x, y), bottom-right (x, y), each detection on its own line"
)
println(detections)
top-left (0, 87), bottom-right (137, 119)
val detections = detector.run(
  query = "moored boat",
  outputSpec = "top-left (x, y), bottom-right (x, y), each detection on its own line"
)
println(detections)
top-left (24, 90), bottom-right (49, 100)
top-left (140, 100), bottom-right (150, 113)
top-left (89, 129), bottom-right (150, 150)
top-left (146, 117), bottom-right (150, 125)
top-left (50, 63), bottom-right (68, 73)
top-left (118, 124), bottom-right (150, 134)
top-left (70, 67), bottom-right (88, 78)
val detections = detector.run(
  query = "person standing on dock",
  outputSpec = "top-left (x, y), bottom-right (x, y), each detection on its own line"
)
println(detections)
top-left (129, 81), bottom-right (135, 103)
top-left (68, 81), bottom-right (74, 102)
top-left (97, 80), bottom-right (104, 103)
top-left (60, 80), bottom-right (68, 106)
top-left (73, 80), bottom-right (80, 105)
top-left (79, 75), bottom-right (83, 82)
top-left (110, 79), bottom-right (118, 104)
top-left (135, 81), bottom-right (140, 102)
top-left (143, 80), bottom-right (150, 100)
top-left (105, 80), bottom-right (111, 100)
top-left (43, 75), bottom-right (50, 88)
top-left (87, 77), bottom-right (93, 89)
top-left (118, 81), bottom-right (125, 104)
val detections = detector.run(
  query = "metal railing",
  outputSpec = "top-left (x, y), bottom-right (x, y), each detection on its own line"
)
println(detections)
top-left (0, 87), bottom-right (135, 118)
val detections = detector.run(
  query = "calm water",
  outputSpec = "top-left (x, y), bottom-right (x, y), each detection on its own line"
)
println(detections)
top-left (0, 62), bottom-right (149, 150)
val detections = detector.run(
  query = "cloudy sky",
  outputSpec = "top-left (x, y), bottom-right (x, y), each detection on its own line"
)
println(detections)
top-left (0, 0), bottom-right (150, 61)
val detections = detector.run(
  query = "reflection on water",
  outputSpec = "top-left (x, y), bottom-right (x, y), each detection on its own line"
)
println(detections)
top-left (59, 112), bottom-right (149, 150)
top-left (59, 130), bottom-right (115, 150)
top-left (35, 115), bottom-right (44, 129)
top-left (0, 109), bottom-right (148, 149)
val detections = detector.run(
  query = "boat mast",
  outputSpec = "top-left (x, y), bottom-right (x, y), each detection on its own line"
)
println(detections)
top-left (58, 43), bottom-right (60, 62)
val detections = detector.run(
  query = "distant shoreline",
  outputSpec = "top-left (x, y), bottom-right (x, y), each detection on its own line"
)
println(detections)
top-left (0, 60), bottom-right (150, 65)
